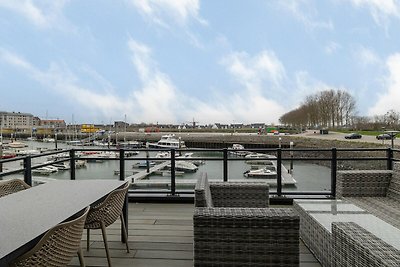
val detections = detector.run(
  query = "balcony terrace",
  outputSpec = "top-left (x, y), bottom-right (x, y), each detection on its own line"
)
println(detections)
top-left (68, 202), bottom-right (321, 267)
top-left (2, 146), bottom-right (400, 266)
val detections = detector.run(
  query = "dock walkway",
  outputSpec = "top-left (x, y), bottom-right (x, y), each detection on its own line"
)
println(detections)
top-left (127, 161), bottom-right (169, 183)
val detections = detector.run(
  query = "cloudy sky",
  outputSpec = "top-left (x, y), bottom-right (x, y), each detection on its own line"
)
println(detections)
top-left (1, 0), bottom-right (400, 125)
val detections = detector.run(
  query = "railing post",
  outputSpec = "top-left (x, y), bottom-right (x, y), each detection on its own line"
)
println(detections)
top-left (223, 148), bottom-right (228, 182)
top-left (119, 149), bottom-right (125, 181)
top-left (170, 149), bottom-right (176, 196)
top-left (331, 148), bottom-right (337, 198)
top-left (387, 148), bottom-right (393, 170)
top-left (277, 148), bottom-right (282, 196)
top-left (70, 149), bottom-right (76, 180)
top-left (119, 148), bottom-right (128, 243)
top-left (23, 156), bottom-right (32, 186)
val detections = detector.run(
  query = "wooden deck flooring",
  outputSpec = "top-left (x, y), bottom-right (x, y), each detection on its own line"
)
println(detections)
top-left (68, 203), bottom-right (321, 267)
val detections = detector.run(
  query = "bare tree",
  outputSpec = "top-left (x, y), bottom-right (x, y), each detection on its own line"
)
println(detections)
top-left (280, 89), bottom-right (357, 129)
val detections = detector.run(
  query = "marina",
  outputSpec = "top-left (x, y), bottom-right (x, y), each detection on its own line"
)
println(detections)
top-left (0, 139), bottom-right (331, 193)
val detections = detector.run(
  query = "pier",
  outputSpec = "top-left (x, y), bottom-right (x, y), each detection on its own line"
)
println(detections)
top-left (127, 161), bottom-right (170, 183)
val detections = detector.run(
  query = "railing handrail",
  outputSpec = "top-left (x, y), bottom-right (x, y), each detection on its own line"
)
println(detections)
top-left (0, 147), bottom-right (396, 199)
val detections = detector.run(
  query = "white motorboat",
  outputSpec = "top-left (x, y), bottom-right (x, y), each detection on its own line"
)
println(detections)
top-left (148, 134), bottom-right (186, 149)
top-left (117, 141), bottom-right (142, 149)
top-left (16, 149), bottom-right (41, 156)
top-left (168, 161), bottom-right (198, 172)
top-left (42, 138), bottom-right (55, 143)
top-left (47, 152), bottom-right (71, 161)
top-left (243, 166), bottom-right (277, 179)
top-left (132, 161), bottom-right (156, 169)
top-left (228, 144), bottom-right (249, 157)
top-left (32, 166), bottom-right (58, 175)
top-left (7, 141), bottom-right (28, 148)
top-left (155, 151), bottom-right (205, 166)
top-left (51, 162), bottom-right (70, 171)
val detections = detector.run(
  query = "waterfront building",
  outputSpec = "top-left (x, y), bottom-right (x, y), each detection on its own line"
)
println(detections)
top-left (0, 111), bottom-right (34, 130)
top-left (40, 119), bottom-right (66, 128)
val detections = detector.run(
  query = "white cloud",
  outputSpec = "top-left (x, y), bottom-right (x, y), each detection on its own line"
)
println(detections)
top-left (130, 0), bottom-right (206, 27)
top-left (368, 53), bottom-right (400, 115)
top-left (325, 41), bottom-right (341, 54)
top-left (277, 0), bottom-right (334, 31)
top-left (0, 0), bottom-right (70, 29)
top-left (355, 46), bottom-right (381, 66)
top-left (347, 0), bottom-right (400, 27)
top-left (221, 50), bottom-right (286, 90)
top-left (128, 39), bottom-right (182, 123)
top-left (0, 48), bottom-right (131, 119)
top-left (1, 42), bottom-right (301, 124)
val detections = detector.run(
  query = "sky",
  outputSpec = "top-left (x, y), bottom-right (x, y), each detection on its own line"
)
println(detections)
top-left (1, 0), bottom-right (400, 125)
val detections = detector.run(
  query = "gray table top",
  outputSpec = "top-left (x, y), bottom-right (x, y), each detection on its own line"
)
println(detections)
top-left (0, 180), bottom-right (126, 262)
top-left (294, 199), bottom-right (400, 250)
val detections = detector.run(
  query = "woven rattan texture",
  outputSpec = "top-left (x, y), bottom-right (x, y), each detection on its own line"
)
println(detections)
top-left (293, 201), bottom-right (332, 267)
top-left (194, 207), bottom-right (299, 267)
top-left (194, 173), bottom-right (214, 207)
top-left (194, 172), bottom-right (269, 208)
top-left (336, 170), bottom-right (392, 198)
top-left (0, 179), bottom-right (30, 198)
top-left (332, 222), bottom-right (400, 267)
top-left (337, 162), bottom-right (400, 229)
top-left (85, 182), bottom-right (129, 229)
top-left (10, 207), bottom-right (89, 267)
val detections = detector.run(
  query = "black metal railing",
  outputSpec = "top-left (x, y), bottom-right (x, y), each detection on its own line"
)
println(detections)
top-left (1, 147), bottom-right (399, 200)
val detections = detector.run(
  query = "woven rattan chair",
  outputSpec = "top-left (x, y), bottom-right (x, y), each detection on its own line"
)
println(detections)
top-left (0, 179), bottom-right (31, 198)
top-left (194, 173), bottom-right (299, 266)
top-left (10, 206), bottom-right (89, 267)
top-left (337, 162), bottom-right (400, 228)
top-left (84, 181), bottom-right (130, 267)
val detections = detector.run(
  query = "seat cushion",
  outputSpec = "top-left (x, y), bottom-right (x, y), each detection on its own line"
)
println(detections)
top-left (347, 197), bottom-right (400, 229)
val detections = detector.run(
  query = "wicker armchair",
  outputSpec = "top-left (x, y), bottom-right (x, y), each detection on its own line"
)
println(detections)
top-left (84, 181), bottom-right (130, 267)
top-left (193, 173), bottom-right (300, 267)
top-left (336, 162), bottom-right (400, 228)
top-left (0, 179), bottom-right (31, 198)
top-left (10, 206), bottom-right (89, 267)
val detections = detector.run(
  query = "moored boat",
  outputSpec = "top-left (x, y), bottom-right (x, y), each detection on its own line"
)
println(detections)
top-left (7, 141), bottom-right (28, 148)
top-left (148, 134), bottom-right (186, 149)
top-left (228, 144), bottom-right (250, 157)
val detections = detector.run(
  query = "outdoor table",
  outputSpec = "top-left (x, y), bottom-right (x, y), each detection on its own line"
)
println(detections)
top-left (294, 199), bottom-right (400, 266)
top-left (0, 179), bottom-right (127, 266)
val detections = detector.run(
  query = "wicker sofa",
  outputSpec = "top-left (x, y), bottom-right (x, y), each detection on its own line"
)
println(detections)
top-left (336, 162), bottom-right (400, 228)
top-left (331, 222), bottom-right (400, 267)
top-left (333, 162), bottom-right (400, 266)
top-left (193, 173), bottom-right (299, 267)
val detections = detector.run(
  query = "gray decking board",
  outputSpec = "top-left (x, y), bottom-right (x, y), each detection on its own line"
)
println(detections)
top-left (68, 203), bottom-right (321, 267)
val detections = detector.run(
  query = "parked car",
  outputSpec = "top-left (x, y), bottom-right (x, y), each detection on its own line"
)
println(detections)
top-left (376, 133), bottom-right (395, 140)
top-left (344, 133), bottom-right (362, 139)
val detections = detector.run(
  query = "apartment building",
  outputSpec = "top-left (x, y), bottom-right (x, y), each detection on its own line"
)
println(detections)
top-left (0, 111), bottom-right (34, 129)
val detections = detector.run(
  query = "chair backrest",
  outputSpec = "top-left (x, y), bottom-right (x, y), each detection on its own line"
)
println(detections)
top-left (388, 162), bottom-right (400, 201)
top-left (0, 179), bottom-right (31, 198)
top-left (10, 206), bottom-right (90, 267)
top-left (85, 181), bottom-right (130, 228)
top-left (194, 173), bottom-right (213, 207)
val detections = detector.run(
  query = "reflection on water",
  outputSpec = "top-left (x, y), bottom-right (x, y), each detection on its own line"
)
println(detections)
top-left (1, 141), bottom-right (331, 192)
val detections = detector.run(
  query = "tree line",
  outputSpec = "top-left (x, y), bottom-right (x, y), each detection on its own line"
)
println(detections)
top-left (280, 89), bottom-right (356, 128)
